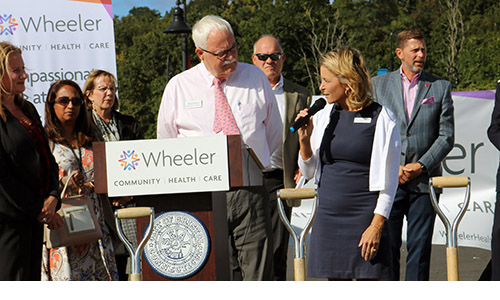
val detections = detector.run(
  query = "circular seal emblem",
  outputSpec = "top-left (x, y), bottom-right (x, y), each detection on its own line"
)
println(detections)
top-left (143, 211), bottom-right (210, 279)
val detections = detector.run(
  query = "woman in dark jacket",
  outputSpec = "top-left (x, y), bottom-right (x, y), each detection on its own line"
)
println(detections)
top-left (0, 42), bottom-right (62, 280)
top-left (83, 69), bottom-right (143, 280)
top-left (83, 70), bottom-right (143, 143)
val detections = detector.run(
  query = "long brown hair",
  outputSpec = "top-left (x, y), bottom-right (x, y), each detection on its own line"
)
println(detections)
top-left (0, 42), bottom-right (26, 122)
top-left (44, 80), bottom-right (94, 148)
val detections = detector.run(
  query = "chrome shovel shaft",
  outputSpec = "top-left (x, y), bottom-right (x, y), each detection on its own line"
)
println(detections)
top-left (115, 207), bottom-right (155, 281)
top-left (429, 176), bottom-right (470, 281)
top-left (277, 188), bottom-right (318, 281)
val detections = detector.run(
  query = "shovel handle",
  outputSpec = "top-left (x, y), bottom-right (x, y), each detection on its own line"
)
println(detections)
top-left (279, 188), bottom-right (315, 200)
top-left (294, 258), bottom-right (306, 281)
top-left (446, 247), bottom-right (459, 281)
top-left (431, 176), bottom-right (469, 188)
top-left (116, 207), bottom-right (152, 219)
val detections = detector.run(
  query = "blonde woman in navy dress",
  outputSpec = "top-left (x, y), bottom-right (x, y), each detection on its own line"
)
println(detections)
top-left (296, 47), bottom-right (401, 280)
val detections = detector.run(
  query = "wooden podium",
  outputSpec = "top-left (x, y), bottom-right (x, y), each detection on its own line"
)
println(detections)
top-left (93, 135), bottom-right (263, 281)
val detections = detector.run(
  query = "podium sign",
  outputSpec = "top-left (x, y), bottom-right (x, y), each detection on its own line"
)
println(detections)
top-left (93, 135), bottom-right (263, 280)
top-left (104, 136), bottom-right (229, 197)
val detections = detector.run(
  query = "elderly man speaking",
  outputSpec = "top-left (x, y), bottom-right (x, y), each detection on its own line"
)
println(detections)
top-left (157, 15), bottom-right (282, 281)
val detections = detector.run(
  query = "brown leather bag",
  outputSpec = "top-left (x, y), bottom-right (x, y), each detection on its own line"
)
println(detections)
top-left (44, 173), bottom-right (102, 249)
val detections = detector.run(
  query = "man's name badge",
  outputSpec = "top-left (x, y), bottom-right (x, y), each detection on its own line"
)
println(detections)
top-left (185, 100), bottom-right (203, 109)
top-left (354, 117), bottom-right (372, 124)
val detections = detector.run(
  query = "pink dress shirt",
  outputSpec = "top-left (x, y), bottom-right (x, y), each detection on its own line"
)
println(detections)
top-left (400, 67), bottom-right (421, 121)
top-left (157, 62), bottom-right (283, 168)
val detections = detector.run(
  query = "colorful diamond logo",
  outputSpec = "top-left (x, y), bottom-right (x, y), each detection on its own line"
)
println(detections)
top-left (0, 14), bottom-right (19, 36)
top-left (118, 150), bottom-right (140, 171)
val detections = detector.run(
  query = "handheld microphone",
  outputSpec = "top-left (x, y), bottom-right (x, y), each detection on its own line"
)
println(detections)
top-left (290, 98), bottom-right (327, 132)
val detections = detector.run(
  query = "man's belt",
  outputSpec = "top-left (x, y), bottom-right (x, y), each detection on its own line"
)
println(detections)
top-left (263, 169), bottom-right (283, 179)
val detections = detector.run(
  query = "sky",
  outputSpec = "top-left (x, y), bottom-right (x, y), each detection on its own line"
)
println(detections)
top-left (112, 0), bottom-right (177, 17)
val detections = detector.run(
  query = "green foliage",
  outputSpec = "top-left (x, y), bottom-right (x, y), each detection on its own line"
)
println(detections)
top-left (115, 7), bottom-right (184, 138)
top-left (114, 0), bottom-right (500, 138)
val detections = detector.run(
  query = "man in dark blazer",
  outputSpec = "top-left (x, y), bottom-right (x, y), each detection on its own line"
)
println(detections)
top-left (372, 29), bottom-right (454, 281)
top-left (252, 34), bottom-right (312, 280)
top-left (487, 81), bottom-right (500, 280)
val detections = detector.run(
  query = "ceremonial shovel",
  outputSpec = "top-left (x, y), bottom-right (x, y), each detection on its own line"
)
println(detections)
top-left (277, 188), bottom-right (318, 281)
top-left (115, 207), bottom-right (155, 281)
top-left (429, 176), bottom-right (471, 281)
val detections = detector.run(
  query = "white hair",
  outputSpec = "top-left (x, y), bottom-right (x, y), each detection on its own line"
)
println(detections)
top-left (192, 15), bottom-right (234, 49)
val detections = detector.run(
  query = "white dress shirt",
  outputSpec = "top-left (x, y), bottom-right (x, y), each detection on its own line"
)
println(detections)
top-left (268, 75), bottom-right (285, 171)
top-left (298, 103), bottom-right (401, 218)
top-left (157, 62), bottom-right (283, 168)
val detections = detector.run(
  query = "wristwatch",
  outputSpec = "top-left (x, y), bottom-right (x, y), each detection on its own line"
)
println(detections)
top-left (418, 161), bottom-right (427, 173)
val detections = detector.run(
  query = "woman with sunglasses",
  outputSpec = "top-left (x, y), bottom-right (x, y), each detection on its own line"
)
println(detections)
top-left (41, 80), bottom-right (118, 281)
top-left (0, 42), bottom-right (62, 280)
top-left (296, 47), bottom-right (401, 280)
top-left (82, 70), bottom-right (143, 280)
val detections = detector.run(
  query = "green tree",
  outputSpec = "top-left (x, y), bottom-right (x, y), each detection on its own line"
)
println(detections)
top-left (115, 7), bottom-right (173, 138)
top-left (114, 0), bottom-right (500, 138)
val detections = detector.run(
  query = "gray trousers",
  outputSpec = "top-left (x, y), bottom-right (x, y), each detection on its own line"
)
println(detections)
top-left (227, 186), bottom-right (274, 280)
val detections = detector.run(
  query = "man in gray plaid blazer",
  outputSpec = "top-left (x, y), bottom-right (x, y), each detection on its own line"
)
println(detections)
top-left (372, 29), bottom-right (454, 280)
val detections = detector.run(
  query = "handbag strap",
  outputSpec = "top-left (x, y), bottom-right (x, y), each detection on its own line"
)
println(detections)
top-left (63, 133), bottom-right (83, 173)
top-left (60, 173), bottom-right (76, 199)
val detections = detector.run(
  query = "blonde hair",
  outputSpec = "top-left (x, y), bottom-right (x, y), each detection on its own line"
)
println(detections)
top-left (0, 42), bottom-right (26, 121)
top-left (320, 46), bottom-right (373, 111)
top-left (82, 69), bottom-right (119, 111)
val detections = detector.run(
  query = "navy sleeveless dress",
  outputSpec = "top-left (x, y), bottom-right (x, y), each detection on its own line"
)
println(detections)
top-left (307, 102), bottom-right (392, 279)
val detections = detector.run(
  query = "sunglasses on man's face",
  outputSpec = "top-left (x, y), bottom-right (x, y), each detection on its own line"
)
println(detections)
top-left (54, 96), bottom-right (83, 106)
top-left (255, 52), bottom-right (283, 61)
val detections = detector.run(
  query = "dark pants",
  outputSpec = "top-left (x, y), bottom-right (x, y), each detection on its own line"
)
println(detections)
top-left (387, 186), bottom-right (437, 281)
top-left (491, 192), bottom-right (500, 280)
top-left (263, 171), bottom-right (291, 281)
top-left (0, 219), bottom-right (43, 281)
top-left (227, 186), bottom-right (274, 281)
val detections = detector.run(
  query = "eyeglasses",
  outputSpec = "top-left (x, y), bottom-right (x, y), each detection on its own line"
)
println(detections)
top-left (94, 86), bottom-right (117, 93)
top-left (255, 52), bottom-right (283, 61)
top-left (54, 97), bottom-right (83, 106)
top-left (200, 43), bottom-right (238, 59)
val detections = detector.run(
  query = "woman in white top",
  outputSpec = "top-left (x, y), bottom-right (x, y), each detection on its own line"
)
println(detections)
top-left (296, 47), bottom-right (401, 280)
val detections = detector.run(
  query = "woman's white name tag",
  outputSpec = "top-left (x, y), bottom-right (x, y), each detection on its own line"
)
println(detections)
top-left (354, 117), bottom-right (372, 124)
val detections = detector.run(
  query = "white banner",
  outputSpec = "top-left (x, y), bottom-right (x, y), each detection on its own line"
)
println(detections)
top-left (432, 92), bottom-right (496, 250)
top-left (1, 0), bottom-right (116, 118)
top-left (291, 92), bottom-right (497, 250)
top-left (104, 136), bottom-right (230, 197)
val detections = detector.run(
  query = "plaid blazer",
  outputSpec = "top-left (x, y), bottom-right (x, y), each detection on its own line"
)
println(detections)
top-left (372, 70), bottom-right (455, 193)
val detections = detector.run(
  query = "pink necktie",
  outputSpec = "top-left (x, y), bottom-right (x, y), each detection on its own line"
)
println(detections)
top-left (213, 78), bottom-right (241, 135)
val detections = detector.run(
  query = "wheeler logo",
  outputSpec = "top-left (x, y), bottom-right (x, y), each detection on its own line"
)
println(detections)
top-left (118, 150), bottom-right (140, 171)
top-left (0, 14), bottom-right (19, 36)
top-left (0, 13), bottom-right (103, 35)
